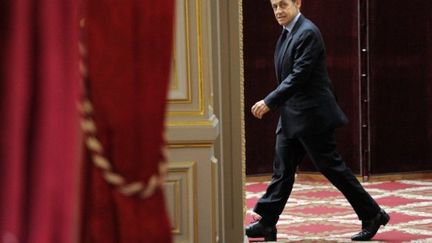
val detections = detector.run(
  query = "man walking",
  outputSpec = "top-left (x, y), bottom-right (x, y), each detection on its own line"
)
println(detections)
top-left (246, 0), bottom-right (389, 241)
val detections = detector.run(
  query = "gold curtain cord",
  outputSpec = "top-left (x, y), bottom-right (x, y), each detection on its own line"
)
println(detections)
top-left (79, 98), bottom-right (168, 199)
top-left (78, 39), bottom-right (168, 199)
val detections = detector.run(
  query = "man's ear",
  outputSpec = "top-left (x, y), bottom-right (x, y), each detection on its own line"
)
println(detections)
top-left (296, 0), bottom-right (302, 9)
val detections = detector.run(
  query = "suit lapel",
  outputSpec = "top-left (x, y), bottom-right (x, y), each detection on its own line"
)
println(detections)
top-left (275, 15), bottom-right (306, 82)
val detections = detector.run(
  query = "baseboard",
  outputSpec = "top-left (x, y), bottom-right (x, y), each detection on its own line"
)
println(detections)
top-left (246, 174), bottom-right (272, 183)
top-left (247, 171), bottom-right (432, 183)
top-left (297, 171), bottom-right (432, 182)
top-left (367, 171), bottom-right (432, 181)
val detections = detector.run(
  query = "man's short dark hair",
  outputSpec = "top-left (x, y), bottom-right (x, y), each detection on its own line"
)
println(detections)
top-left (270, 0), bottom-right (297, 2)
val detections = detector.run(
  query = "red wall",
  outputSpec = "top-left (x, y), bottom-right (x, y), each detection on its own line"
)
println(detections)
top-left (368, 0), bottom-right (432, 173)
top-left (244, 0), bottom-right (432, 176)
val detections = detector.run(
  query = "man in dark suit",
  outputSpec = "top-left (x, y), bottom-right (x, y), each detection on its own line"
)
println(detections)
top-left (246, 0), bottom-right (390, 241)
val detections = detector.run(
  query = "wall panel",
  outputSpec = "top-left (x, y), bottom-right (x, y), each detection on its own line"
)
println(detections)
top-left (164, 0), bottom-right (220, 242)
top-left (244, 0), bottom-right (361, 174)
top-left (243, 0), bottom-right (280, 175)
top-left (368, 0), bottom-right (432, 173)
top-left (244, 0), bottom-right (432, 176)
top-left (298, 0), bottom-right (361, 173)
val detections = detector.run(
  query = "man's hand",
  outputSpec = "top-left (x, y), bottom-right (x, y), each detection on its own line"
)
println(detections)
top-left (251, 100), bottom-right (270, 119)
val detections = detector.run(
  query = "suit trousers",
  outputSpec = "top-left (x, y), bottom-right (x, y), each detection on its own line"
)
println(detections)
top-left (254, 129), bottom-right (380, 226)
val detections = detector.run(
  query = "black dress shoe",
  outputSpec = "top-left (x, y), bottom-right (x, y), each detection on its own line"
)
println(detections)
top-left (351, 209), bottom-right (390, 241)
top-left (245, 221), bottom-right (277, 241)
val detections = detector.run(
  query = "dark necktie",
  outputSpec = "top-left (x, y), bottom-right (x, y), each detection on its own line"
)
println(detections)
top-left (276, 29), bottom-right (289, 76)
top-left (276, 28), bottom-right (288, 55)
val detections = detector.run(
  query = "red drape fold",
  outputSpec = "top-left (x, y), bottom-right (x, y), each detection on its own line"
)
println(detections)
top-left (0, 0), bottom-right (80, 243)
top-left (80, 0), bottom-right (175, 242)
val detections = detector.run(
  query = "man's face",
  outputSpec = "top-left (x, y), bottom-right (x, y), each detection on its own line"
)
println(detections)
top-left (270, 0), bottom-right (301, 27)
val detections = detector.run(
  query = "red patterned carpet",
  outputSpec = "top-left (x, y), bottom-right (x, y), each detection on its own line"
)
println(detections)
top-left (245, 178), bottom-right (432, 242)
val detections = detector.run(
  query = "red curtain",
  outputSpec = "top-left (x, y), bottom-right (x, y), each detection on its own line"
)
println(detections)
top-left (79, 0), bottom-right (174, 242)
top-left (0, 0), bottom-right (81, 242)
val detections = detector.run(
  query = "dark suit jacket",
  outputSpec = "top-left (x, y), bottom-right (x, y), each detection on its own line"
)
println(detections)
top-left (264, 15), bottom-right (348, 138)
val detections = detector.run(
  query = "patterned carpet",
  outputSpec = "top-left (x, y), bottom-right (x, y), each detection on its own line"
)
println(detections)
top-left (245, 178), bottom-right (432, 242)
